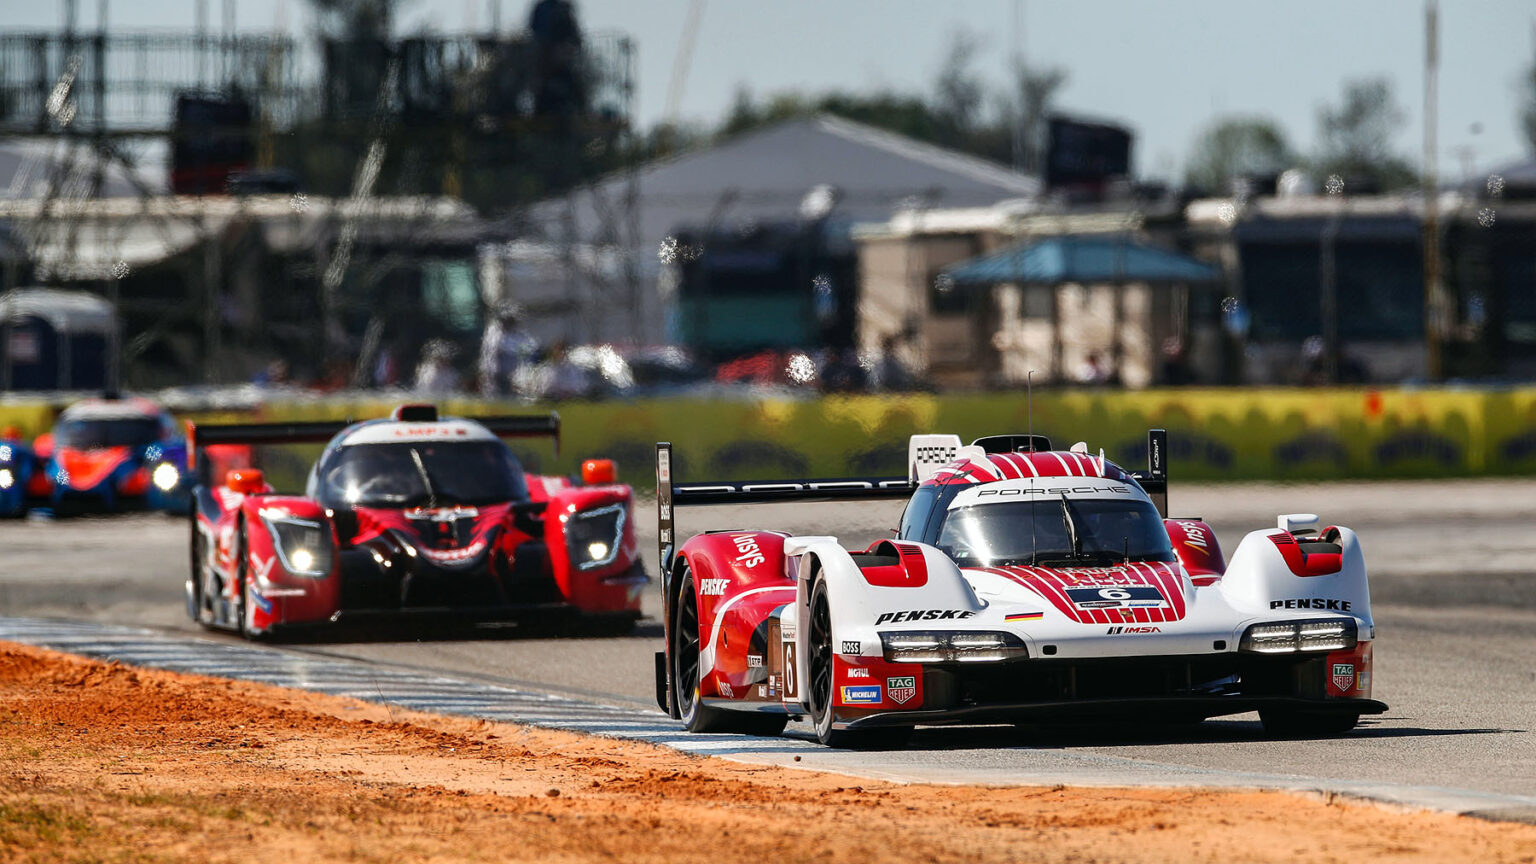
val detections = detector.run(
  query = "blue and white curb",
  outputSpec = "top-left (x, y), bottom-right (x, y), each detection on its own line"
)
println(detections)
top-left (0, 617), bottom-right (820, 756)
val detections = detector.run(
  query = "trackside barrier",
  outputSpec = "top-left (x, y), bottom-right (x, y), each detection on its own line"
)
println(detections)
top-left (4, 387), bottom-right (1536, 485)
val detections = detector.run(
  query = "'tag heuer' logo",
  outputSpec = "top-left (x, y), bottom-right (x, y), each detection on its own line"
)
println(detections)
top-left (886, 676), bottom-right (916, 704)
top-left (1332, 662), bottom-right (1356, 692)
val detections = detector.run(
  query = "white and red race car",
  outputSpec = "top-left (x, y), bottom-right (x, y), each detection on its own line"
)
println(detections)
top-left (653, 430), bottom-right (1384, 748)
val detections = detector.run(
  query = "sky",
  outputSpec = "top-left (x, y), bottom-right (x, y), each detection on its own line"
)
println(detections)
top-left (8, 0), bottom-right (1535, 185)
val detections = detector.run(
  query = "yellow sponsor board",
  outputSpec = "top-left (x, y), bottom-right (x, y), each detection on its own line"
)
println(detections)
top-left (4, 388), bottom-right (1536, 484)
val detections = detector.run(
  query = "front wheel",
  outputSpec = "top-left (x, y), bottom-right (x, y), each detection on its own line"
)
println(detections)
top-left (672, 566), bottom-right (786, 737)
top-left (1259, 708), bottom-right (1360, 738)
top-left (807, 575), bottom-right (912, 749)
top-left (234, 523), bottom-right (266, 641)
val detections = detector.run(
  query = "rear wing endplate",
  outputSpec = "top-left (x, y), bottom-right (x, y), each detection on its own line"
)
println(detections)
top-left (1130, 428), bottom-right (1168, 517)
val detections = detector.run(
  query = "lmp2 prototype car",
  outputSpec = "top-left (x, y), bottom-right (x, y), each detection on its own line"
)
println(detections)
top-left (654, 430), bottom-right (1384, 748)
top-left (0, 396), bottom-right (192, 517)
top-left (186, 404), bottom-right (646, 638)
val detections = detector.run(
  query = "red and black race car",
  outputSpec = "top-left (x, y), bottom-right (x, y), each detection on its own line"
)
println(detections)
top-left (186, 404), bottom-right (646, 638)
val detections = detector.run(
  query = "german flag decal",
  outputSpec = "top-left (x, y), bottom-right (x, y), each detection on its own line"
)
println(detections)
top-left (1004, 611), bottom-right (1044, 622)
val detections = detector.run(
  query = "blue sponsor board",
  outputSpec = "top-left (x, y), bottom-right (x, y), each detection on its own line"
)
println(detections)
top-left (840, 685), bottom-right (882, 705)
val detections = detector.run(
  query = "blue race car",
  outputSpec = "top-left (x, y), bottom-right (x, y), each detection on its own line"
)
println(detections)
top-left (0, 397), bottom-right (192, 517)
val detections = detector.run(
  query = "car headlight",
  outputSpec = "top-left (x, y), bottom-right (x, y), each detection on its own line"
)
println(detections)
top-left (880, 630), bottom-right (1029, 663)
top-left (1240, 618), bottom-right (1357, 654)
top-left (152, 462), bottom-right (181, 492)
top-left (564, 503), bottom-right (625, 570)
top-left (261, 513), bottom-right (333, 578)
top-left (0, 468), bottom-right (12, 490)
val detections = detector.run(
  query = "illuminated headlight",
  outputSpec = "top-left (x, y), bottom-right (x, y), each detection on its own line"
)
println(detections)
top-left (1240, 619), bottom-right (1357, 654)
top-left (0, 468), bottom-right (12, 490)
top-left (261, 513), bottom-right (333, 578)
top-left (152, 462), bottom-right (180, 491)
top-left (565, 503), bottom-right (625, 570)
top-left (880, 630), bottom-right (1028, 663)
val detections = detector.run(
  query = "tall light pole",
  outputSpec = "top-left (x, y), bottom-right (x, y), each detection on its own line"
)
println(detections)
top-left (1422, 0), bottom-right (1443, 380)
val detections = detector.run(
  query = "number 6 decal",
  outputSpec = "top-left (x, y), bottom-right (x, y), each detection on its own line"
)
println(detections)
top-left (782, 641), bottom-right (797, 699)
top-left (1099, 588), bottom-right (1132, 601)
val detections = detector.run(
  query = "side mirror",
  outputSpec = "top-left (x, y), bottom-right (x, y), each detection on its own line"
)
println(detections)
top-left (226, 468), bottom-right (266, 495)
top-left (581, 458), bottom-right (616, 485)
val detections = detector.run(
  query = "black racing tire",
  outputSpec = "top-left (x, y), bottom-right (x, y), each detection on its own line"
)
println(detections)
top-left (190, 521), bottom-right (213, 628)
top-left (672, 565), bottom-right (786, 737)
top-left (807, 574), bottom-right (912, 750)
top-left (1259, 708), bottom-right (1360, 738)
top-left (234, 522), bottom-right (265, 641)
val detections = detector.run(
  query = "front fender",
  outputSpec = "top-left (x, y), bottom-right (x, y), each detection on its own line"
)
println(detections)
top-left (1219, 526), bottom-right (1373, 634)
top-left (237, 495), bottom-right (341, 628)
top-left (1166, 518), bottom-right (1226, 581)
top-left (545, 484), bottom-right (644, 611)
top-left (786, 537), bottom-right (982, 706)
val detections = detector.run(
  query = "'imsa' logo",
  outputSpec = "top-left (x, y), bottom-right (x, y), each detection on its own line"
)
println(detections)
top-left (887, 676), bottom-right (916, 704)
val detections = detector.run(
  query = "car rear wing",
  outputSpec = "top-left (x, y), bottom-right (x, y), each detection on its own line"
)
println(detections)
top-left (1130, 428), bottom-right (1168, 517)
top-left (653, 441), bottom-right (913, 573)
top-left (188, 407), bottom-right (561, 483)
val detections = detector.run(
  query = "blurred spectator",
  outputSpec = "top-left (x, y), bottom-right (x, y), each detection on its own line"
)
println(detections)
top-left (1160, 337), bottom-right (1193, 386)
top-left (528, 0), bottom-right (585, 116)
top-left (868, 334), bottom-right (916, 392)
top-left (1075, 351), bottom-right (1112, 385)
top-left (414, 340), bottom-right (461, 394)
top-left (478, 304), bottom-right (540, 397)
top-left (1300, 336), bottom-right (1367, 386)
top-left (543, 340), bottom-right (591, 400)
top-left (320, 357), bottom-right (353, 391)
top-left (372, 346), bottom-right (401, 389)
top-left (253, 359), bottom-right (289, 388)
top-left (819, 348), bottom-right (866, 393)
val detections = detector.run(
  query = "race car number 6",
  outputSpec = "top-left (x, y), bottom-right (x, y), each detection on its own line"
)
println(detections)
top-left (1098, 588), bottom-right (1133, 600)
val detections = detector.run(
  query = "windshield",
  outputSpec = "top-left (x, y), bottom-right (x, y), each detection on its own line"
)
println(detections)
top-left (54, 418), bottom-right (161, 450)
top-left (936, 498), bottom-right (1174, 568)
top-left (318, 441), bottom-right (526, 509)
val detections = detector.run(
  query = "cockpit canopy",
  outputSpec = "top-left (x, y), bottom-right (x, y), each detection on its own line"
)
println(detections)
top-left (54, 415), bottom-right (167, 450)
top-left (900, 478), bottom-right (1174, 568)
top-left (936, 497), bottom-right (1173, 568)
top-left (311, 440), bottom-right (528, 510)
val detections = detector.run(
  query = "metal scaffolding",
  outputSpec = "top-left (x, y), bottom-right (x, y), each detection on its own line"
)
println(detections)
top-left (0, 25), bottom-right (639, 389)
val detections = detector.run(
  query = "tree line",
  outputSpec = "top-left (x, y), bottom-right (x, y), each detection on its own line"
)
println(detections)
top-left (649, 29), bottom-right (1536, 199)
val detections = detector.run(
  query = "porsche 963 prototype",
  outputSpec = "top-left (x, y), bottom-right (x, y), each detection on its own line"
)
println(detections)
top-left (654, 430), bottom-right (1384, 748)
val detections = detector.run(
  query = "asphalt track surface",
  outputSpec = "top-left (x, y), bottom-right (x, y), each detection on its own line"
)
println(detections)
top-left (3, 478), bottom-right (1535, 820)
